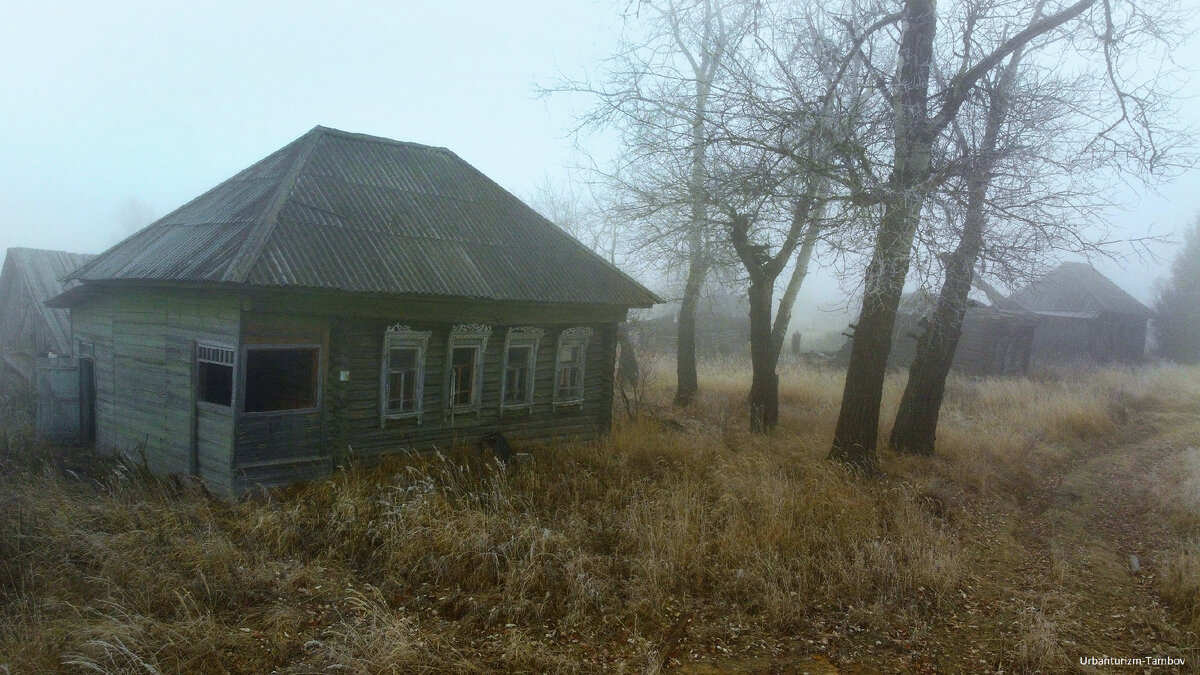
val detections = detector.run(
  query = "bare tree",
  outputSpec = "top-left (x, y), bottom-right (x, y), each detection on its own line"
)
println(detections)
top-left (692, 0), bottom-right (897, 431)
top-left (549, 0), bottom-right (756, 407)
top-left (829, 0), bottom-right (1177, 471)
top-left (889, 49), bottom-right (1028, 455)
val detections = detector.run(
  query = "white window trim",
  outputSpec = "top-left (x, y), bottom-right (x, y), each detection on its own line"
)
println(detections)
top-left (553, 326), bottom-right (592, 408)
top-left (500, 326), bottom-right (543, 412)
top-left (445, 323), bottom-right (491, 416)
top-left (381, 324), bottom-right (431, 425)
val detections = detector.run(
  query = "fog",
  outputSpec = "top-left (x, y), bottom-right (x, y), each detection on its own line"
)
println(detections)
top-left (1, 0), bottom-right (1197, 320)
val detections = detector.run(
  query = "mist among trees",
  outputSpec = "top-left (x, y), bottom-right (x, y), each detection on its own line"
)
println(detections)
top-left (546, 0), bottom-right (1189, 463)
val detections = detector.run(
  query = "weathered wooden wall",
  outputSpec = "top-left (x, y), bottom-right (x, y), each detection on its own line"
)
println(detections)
top-left (72, 288), bottom-right (240, 495)
top-left (1028, 314), bottom-right (1148, 367)
top-left (1028, 315), bottom-right (1094, 367)
top-left (321, 317), bottom-right (616, 469)
top-left (74, 287), bottom-right (625, 496)
top-left (232, 312), bottom-right (329, 494)
top-left (952, 311), bottom-right (1034, 376)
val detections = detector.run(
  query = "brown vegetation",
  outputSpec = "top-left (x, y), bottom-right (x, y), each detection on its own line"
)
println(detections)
top-left (2, 360), bottom-right (1199, 672)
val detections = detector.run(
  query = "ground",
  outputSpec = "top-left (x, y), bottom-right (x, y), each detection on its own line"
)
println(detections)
top-left (673, 375), bottom-right (1200, 673)
top-left (2, 361), bottom-right (1199, 673)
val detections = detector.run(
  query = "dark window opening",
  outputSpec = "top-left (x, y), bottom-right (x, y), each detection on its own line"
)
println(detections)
top-left (450, 346), bottom-right (478, 407)
top-left (198, 361), bottom-right (233, 406)
top-left (197, 343), bottom-right (234, 407)
top-left (555, 343), bottom-right (585, 402)
top-left (504, 345), bottom-right (532, 404)
top-left (387, 347), bottom-right (419, 414)
top-left (244, 347), bottom-right (319, 413)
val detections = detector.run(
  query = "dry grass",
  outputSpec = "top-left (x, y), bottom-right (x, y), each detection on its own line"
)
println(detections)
top-left (2, 359), bottom-right (1199, 672)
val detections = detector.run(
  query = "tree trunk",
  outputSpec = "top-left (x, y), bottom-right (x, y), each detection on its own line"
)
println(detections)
top-left (616, 323), bottom-right (640, 420)
top-left (771, 219), bottom-right (820, 362)
top-left (889, 233), bottom-right (981, 454)
top-left (747, 275), bottom-right (779, 432)
top-left (828, 200), bottom-right (924, 470)
top-left (674, 243), bottom-right (706, 406)
top-left (891, 48), bottom-right (1024, 455)
top-left (674, 32), bottom-right (714, 408)
top-left (829, 0), bottom-right (936, 472)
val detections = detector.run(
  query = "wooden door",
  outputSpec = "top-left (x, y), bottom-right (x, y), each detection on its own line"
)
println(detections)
top-left (35, 357), bottom-right (81, 443)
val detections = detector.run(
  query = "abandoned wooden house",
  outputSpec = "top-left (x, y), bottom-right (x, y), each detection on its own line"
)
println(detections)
top-left (45, 126), bottom-right (659, 496)
top-left (841, 289), bottom-right (1037, 376)
top-left (0, 247), bottom-right (95, 386)
top-left (1009, 262), bottom-right (1152, 365)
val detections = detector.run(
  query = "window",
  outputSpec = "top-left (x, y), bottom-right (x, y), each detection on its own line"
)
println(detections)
top-left (445, 324), bottom-right (491, 414)
top-left (243, 346), bottom-right (319, 413)
top-left (197, 342), bottom-right (234, 407)
top-left (501, 327), bottom-right (542, 409)
top-left (554, 327), bottom-right (592, 405)
top-left (381, 324), bottom-right (430, 422)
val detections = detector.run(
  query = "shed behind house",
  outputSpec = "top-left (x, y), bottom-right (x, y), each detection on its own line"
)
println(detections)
top-left (1010, 262), bottom-right (1152, 365)
top-left (0, 248), bottom-right (94, 385)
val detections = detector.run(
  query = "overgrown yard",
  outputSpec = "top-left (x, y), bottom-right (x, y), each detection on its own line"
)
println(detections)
top-left (2, 361), bottom-right (1199, 672)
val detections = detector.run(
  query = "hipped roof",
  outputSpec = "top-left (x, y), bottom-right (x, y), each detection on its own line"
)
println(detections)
top-left (67, 126), bottom-right (659, 308)
top-left (1009, 262), bottom-right (1152, 319)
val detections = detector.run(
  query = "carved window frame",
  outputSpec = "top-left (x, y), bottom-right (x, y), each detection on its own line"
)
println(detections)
top-left (381, 324), bottom-right (431, 425)
top-left (553, 326), bottom-right (592, 407)
top-left (445, 324), bottom-right (491, 416)
top-left (500, 327), bottom-right (543, 412)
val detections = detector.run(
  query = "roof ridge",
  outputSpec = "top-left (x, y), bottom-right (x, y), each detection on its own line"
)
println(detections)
top-left (8, 246), bottom-right (93, 257)
top-left (221, 127), bottom-right (325, 283)
top-left (313, 125), bottom-right (452, 155)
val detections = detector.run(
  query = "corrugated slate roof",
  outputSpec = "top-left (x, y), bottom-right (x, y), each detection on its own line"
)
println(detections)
top-left (1009, 262), bottom-right (1152, 318)
top-left (68, 127), bottom-right (659, 307)
top-left (3, 248), bottom-right (96, 355)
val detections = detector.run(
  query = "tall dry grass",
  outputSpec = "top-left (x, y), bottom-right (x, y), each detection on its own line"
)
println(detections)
top-left (2, 359), bottom-right (1198, 672)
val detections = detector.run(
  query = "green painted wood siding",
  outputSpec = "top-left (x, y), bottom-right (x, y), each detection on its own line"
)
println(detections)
top-left (71, 288), bottom-right (240, 496)
top-left (323, 317), bottom-right (616, 465)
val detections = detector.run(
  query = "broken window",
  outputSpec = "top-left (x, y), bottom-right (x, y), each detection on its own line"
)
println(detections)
top-left (196, 342), bottom-right (234, 407)
top-left (554, 327), bottom-right (592, 405)
top-left (243, 346), bottom-right (319, 413)
top-left (446, 324), bottom-right (490, 413)
top-left (501, 327), bottom-right (542, 409)
top-left (382, 325), bottom-right (430, 421)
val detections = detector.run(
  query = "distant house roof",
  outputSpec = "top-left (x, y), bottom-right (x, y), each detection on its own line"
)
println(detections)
top-left (66, 126), bottom-right (659, 308)
top-left (1009, 262), bottom-right (1152, 319)
top-left (0, 248), bottom-right (95, 375)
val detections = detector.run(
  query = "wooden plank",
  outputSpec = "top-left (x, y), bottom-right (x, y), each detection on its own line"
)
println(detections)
top-left (319, 317), bottom-right (615, 466)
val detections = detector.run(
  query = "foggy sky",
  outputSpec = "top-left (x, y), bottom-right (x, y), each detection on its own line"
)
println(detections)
top-left (2, 0), bottom-right (1198, 325)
